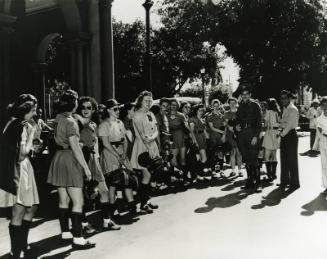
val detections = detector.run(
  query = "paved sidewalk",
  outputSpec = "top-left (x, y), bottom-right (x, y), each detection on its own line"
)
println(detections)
top-left (0, 135), bottom-right (326, 259)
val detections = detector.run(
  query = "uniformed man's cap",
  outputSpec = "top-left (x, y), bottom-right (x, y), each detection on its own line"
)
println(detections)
top-left (239, 83), bottom-right (253, 94)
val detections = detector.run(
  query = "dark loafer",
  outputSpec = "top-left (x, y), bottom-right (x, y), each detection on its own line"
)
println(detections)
top-left (72, 240), bottom-right (96, 250)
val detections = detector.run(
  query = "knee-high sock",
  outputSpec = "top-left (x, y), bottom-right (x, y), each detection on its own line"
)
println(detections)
top-left (71, 212), bottom-right (83, 238)
top-left (9, 224), bottom-right (23, 257)
top-left (271, 161), bottom-right (278, 178)
top-left (128, 201), bottom-right (137, 213)
top-left (245, 165), bottom-right (253, 181)
top-left (265, 161), bottom-right (272, 177)
top-left (21, 220), bottom-right (31, 251)
top-left (82, 207), bottom-right (88, 224)
top-left (58, 208), bottom-right (70, 233)
top-left (108, 203), bottom-right (116, 218)
top-left (99, 202), bottom-right (110, 220)
top-left (139, 183), bottom-right (150, 206)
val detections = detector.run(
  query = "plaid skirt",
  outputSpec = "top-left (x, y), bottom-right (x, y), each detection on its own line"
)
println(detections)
top-left (47, 150), bottom-right (84, 188)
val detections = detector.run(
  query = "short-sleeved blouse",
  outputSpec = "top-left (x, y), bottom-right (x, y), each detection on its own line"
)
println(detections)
top-left (264, 110), bottom-right (280, 129)
top-left (54, 112), bottom-right (80, 148)
top-left (206, 112), bottom-right (224, 131)
top-left (98, 119), bottom-right (126, 142)
top-left (189, 116), bottom-right (206, 132)
top-left (80, 121), bottom-right (97, 148)
top-left (168, 112), bottom-right (185, 131)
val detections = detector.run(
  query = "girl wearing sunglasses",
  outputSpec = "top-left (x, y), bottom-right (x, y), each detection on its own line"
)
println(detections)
top-left (98, 99), bottom-right (137, 222)
top-left (75, 96), bottom-right (115, 233)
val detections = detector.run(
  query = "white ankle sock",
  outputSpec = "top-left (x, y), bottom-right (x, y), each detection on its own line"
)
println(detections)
top-left (61, 232), bottom-right (73, 239)
top-left (73, 237), bottom-right (87, 245)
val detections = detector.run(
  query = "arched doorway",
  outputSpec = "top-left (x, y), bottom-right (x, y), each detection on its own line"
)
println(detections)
top-left (36, 33), bottom-right (72, 120)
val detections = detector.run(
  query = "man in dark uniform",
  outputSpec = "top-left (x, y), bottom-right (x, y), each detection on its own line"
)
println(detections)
top-left (236, 85), bottom-right (263, 192)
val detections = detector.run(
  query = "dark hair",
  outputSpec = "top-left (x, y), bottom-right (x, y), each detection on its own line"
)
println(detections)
top-left (150, 104), bottom-right (160, 115)
top-left (77, 96), bottom-right (99, 123)
top-left (120, 102), bottom-right (135, 119)
top-left (135, 91), bottom-right (152, 110)
top-left (180, 101), bottom-right (190, 111)
top-left (191, 104), bottom-right (204, 117)
top-left (159, 97), bottom-right (170, 106)
top-left (57, 90), bottom-right (78, 113)
top-left (320, 96), bottom-right (327, 105)
top-left (7, 101), bottom-right (35, 119)
top-left (280, 90), bottom-right (296, 99)
top-left (267, 98), bottom-right (281, 114)
top-left (7, 94), bottom-right (38, 118)
top-left (170, 98), bottom-right (180, 109)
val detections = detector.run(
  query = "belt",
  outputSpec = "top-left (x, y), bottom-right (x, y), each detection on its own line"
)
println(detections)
top-left (241, 123), bottom-right (255, 129)
top-left (110, 141), bottom-right (124, 147)
top-left (272, 127), bottom-right (279, 130)
top-left (57, 146), bottom-right (71, 150)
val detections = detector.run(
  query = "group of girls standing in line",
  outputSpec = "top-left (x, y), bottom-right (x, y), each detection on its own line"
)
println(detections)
top-left (0, 88), bottom-right (286, 258)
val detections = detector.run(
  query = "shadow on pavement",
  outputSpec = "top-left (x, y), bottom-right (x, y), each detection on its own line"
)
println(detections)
top-left (0, 234), bottom-right (72, 259)
top-left (301, 194), bottom-right (327, 216)
top-left (251, 187), bottom-right (296, 210)
top-left (194, 190), bottom-right (250, 213)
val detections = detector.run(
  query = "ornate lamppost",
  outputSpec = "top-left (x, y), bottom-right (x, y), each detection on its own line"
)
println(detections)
top-left (143, 0), bottom-right (153, 93)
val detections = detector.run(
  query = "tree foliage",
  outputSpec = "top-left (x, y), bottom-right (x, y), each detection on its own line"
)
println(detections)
top-left (159, 0), bottom-right (327, 98)
top-left (113, 20), bottom-right (146, 102)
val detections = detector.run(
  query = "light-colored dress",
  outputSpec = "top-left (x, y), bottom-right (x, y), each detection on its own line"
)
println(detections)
top-left (130, 110), bottom-right (160, 170)
top-left (313, 113), bottom-right (327, 188)
top-left (99, 118), bottom-right (130, 174)
top-left (262, 110), bottom-right (280, 150)
top-left (0, 126), bottom-right (39, 207)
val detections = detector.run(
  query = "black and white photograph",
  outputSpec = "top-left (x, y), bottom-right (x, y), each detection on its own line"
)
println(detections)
top-left (1, 0), bottom-right (327, 258)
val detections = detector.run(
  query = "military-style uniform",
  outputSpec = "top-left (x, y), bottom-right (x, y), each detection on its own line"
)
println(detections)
top-left (236, 99), bottom-right (262, 190)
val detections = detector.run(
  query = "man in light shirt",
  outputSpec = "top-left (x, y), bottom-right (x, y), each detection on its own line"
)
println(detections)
top-left (278, 90), bottom-right (300, 190)
top-left (313, 97), bottom-right (327, 194)
top-left (305, 100), bottom-right (321, 156)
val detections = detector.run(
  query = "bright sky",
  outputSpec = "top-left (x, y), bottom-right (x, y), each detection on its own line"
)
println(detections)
top-left (112, 0), bottom-right (239, 91)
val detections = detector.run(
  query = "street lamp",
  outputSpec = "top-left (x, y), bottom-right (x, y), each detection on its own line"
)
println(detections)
top-left (143, 0), bottom-right (153, 93)
top-left (200, 68), bottom-right (206, 107)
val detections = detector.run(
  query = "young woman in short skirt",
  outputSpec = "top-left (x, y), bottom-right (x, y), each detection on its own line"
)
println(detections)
top-left (47, 90), bottom-right (95, 250)
top-left (75, 96), bottom-right (114, 233)
top-left (99, 99), bottom-right (136, 226)
top-left (189, 104), bottom-right (210, 181)
top-left (206, 99), bottom-right (226, 178)
top-left (262, 98), bottom-right (281, 181)
top-left (0, 95), bottom-right (39, 259)
top-left (130, 91), bottom-right (159, 213)
top-left (168, 99), bottom-right (188, 180)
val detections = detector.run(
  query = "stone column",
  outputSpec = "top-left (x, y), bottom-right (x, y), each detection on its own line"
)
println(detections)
top-left (99, 0), bottom-right (115, 101)
top-left (87, 0), bottom-right (102, 101)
